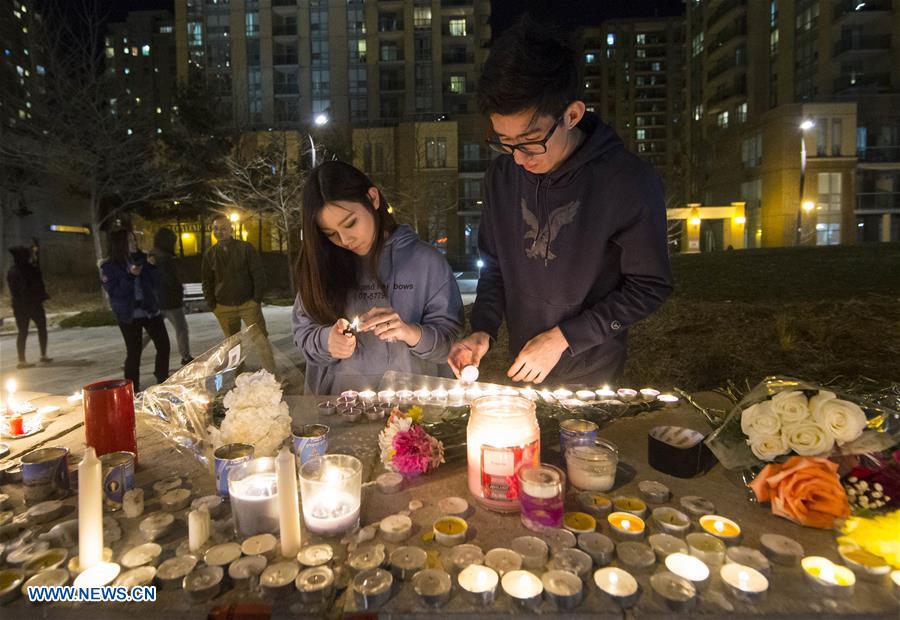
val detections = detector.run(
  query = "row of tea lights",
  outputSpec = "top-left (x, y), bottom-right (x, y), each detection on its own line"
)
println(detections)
top-left (324, 385), bottom-right (679, 410)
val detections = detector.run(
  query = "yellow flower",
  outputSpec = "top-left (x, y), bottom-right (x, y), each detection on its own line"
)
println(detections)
top-left (837, 509), bottom-right (900, 568)
top-left (407, 406), bottom-right (423, 424)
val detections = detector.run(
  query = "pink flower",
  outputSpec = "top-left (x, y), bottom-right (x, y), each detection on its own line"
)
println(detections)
top-left (392, 425), bottom-right (438, 476)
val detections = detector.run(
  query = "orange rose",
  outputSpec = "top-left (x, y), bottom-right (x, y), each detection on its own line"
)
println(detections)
top-left (749, 456), bottom-right (850, 529)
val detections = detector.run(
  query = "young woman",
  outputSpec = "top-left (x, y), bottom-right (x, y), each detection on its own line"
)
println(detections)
top-left (100, 230), bottom-right (170, 392)
top-left (6, 245), bottom-right (51, 368)
top-left (292, 160), bottom-right (464, 394)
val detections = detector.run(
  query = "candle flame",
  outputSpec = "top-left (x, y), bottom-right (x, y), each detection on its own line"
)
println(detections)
top-left (609, 571), bottom-right (619, 585)
top-left (67, 391), bottom-right (83, 403)
top-left (738, 571), bottom-right (749, 586)
top-left (5, 379), bottom-right (16, 394)
top-left (715, 520), bottom-right (725, 533)
top-left (820, 562), bottom-right (836, 584)
top-left (622, 519), bottom-right (631, 531)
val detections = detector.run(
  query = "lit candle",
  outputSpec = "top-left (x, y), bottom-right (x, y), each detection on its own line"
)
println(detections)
top-left (376, 389), bottom-right (395, 404)
top-left (616, 388), bottom-right (638, 401)
top-left (396, 389), bottom-right (414, 404)
top-left (607, 511), bottom-right (645, 540)
top-left (73, 561), bottom-right (120, 587)
top-left (358, 389), bottom-right (376, 404)
top-left (414, 388), bottom-right (431, 402)
top-left (431, 387), bottom-right (449, 403)
top-left (593, 566), bottom-right (639, 605)
top-left (640, 388), bottom-right (660, 401)
top-left (657, 394), bottom-right (679, 407)
top-left (595, 385), bottom-right (616, 399)
top-left (699, 515), bottom-right (742, 544)
top-left (890, 569), bottom-right (900, 598)
top-left (575, 389), bottom-right (596, 401)
top-left (542, 569), bottom-right (584, 610)
top-left (801, 556), bottom-right (856, 595)
top-left (5, 379), bottom-right (17, 416)
top-left (299, 455), bottom-right (362, 535)
top-left (664, 552), bottom-right (710, 585)
top-left (465, 386), bottom-right (483, 400)
top-left (519, 386), bottom-right (538, 401)
top-left (501, 569), bottom-right (543, 607)
top-left (458, 564), bottom-right (498, 605)
top-left (720, 563), bottom-right (769, 601)
top-left (838, 544), bottom-right (891, 578)
top-left (552, 388), bottom-right (573, 400)
top-left (447, 386), bottom-right (466, 404)
top-left (77, 447), bottom-right (103, 571)
top-left (275, 447), bottom-right (302, 558)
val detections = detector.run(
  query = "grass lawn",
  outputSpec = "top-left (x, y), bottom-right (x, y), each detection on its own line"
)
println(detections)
top-left (475, 243), bottom-right (900, 391)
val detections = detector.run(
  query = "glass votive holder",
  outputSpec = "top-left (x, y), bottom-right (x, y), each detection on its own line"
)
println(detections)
top-left (565, 441), bottom-right (618, 492)
top-left (299, 454), bottom-right (362, 536)
top-left (517, 463), bottom-right (565, 531)
top-left (227, 457), bottom-right (279, 537)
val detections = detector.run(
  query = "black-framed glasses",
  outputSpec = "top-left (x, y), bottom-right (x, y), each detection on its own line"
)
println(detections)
top-left (485, 116), bottom-right (563, 155)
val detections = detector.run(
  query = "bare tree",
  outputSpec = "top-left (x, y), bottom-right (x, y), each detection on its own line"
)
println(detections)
top-left (0, 0), bottom-right (178, 268)
top-left (211, 131), bottom-right (310, 291)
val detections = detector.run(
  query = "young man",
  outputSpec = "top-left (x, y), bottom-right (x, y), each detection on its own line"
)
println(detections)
top-left (448, 18), bottom-right (673, 386)
top-left (202, 214), bottom-right (268, 338)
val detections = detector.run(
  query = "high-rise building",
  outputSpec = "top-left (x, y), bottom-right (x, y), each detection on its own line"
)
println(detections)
top-left (582, 17), bottom-right (687, 209)
top-left (105, 10), bottom-right (178, 135)
top-left (685, 0), bottom-right (900, 250)
top-left (1, 0), bottom-right (45, 131)
top-left (169, 0), bottom-right (491, 266)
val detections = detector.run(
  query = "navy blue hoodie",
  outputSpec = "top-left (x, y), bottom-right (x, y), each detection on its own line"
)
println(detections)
top-left (292, 225), bottom-right (464, 394)
top-left (470, 112), bottom-right (673, 384)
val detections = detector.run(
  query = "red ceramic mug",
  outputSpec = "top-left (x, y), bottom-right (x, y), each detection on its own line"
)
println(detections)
top-left (83, 379), bottom-right (138, 465)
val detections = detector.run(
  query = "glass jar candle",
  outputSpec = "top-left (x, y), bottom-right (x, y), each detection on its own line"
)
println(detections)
top-left (565, 440), bottom-right (618, 491)
top-left (467, 395), bottom-right (540, 512)
top-left (299, 454), bottom-right (362, 536)
top-left (227, 457), bottom-right (279, 537)
top-left (516, 464), bottom-right (565, 531)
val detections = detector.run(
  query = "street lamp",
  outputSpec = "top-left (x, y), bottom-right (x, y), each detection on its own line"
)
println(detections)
top-left (797, 119), bottom-right (815, 245)
top-left (309, 113), bottom-right (329, 168)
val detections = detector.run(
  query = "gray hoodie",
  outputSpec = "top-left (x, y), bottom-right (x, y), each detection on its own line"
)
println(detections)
top-left (292, 225), bottom-right (464, 394)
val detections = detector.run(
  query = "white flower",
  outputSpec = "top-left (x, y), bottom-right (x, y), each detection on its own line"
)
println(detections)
top-left (210, 370), bottom-right (292, 456)
top-left (771, 390), bottom-right (810, 424)
top-left (782, 421), bottom-right (835, 456)
top-left (741, 400), bottom-right (781, 437)
top-left (808, 390), bottom-right (837, 417)
top-left (813, 397), bottom-right (867, 445)
top-left (378, 416), bottom-right (413, 472)
top-left (747, 433), bottom-right (790, 461)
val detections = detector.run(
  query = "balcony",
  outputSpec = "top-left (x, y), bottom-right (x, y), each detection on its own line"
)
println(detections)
top-left (856, 192), bottom-right (900, 211)
top-left (273, 54), bottom-right (298, 65)
top-left (272, 25), bottom-right (297, 36)
top-left (834, 0), bottom-right (891, 23)
top-left (833, 34), bottom-right (892, 57)
top-left (706, 0), bottom-right (745, 30)
top-left (708, 75), bottom-right (746, 106)
top-left (707, 19), bottom-right (747, 55)
top-left (857, 145), bottom-right (900, 163)
top-left (707, 53), bottom-right (745, 82)
top-left (833, 72), bottom-right (891, 93)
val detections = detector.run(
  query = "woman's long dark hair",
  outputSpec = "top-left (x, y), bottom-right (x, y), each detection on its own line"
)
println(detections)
top-left (297, 160), bottom-right (397, 325)
top-left (106, 229), bottom-right (131, 265)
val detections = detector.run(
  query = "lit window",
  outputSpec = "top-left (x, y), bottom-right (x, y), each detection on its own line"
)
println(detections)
top-left (18, 109), bottom-right (26, 119)
top-left (124, 68), bottom-right (130, 75)
top-left (607, 33), bottom-right (615, 46)
top-left (449, 18), bottom-right (466, 36)
top-left (737, 102), bottom-right (748, 123)
top-left (159, 25), bottom-right (173, 34)
top-left (131, 47), bottom-right (138, 56)
top-left (105, 46), bottom-right (114, 58)
top-left (717, 111), bottom-right (729, 127)
top-left (156, 106), bottom-right (162, 114)
top-left (636, 129), bottom-right (646, 140)
top-left (585, 53), bottom-right (595, 63)
top-left (35, 64), bottom-right (44, 75)
top-left (135, 97), bottom-right (141, 104)
top-left (636, 33), bottom-right (645, 44)
top-left (156, 128), bottom-right (162, 134)
top-left (127, 128), bottom-right (133, 135)
top-left (449, 75), bottom-right (466, 94)
top-left (141, 44), bottom-right (150, 56)
top-left (23, 48), bottom-right (28, 55)
top-left (16, 65), bottom-right (23, 76)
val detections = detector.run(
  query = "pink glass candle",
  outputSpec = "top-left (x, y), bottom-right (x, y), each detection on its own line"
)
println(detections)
top-left (517, 464), bottom-right (565, 531)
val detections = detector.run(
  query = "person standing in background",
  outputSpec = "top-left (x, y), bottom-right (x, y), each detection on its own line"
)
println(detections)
top-left (6, 246), bottom-right (51, 368)
top-left (202, 214), bottom-right (268, 338)
top-left (101, 230), bottom-right (170, 392)
top-left (146, 227), bottom-right (193, 366)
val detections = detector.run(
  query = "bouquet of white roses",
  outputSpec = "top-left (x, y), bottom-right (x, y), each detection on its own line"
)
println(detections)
top-left (706, 376), bottom-right (899, 470)
top-left (741, 389), bottom-right (868, 460)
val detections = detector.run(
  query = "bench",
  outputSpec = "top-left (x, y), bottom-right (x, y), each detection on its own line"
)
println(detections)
top-left (183, 282), bottom-right (208, 313)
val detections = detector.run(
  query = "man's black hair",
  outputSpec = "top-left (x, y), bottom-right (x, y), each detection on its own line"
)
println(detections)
top-left (476, 14), bottom-right (581, 119)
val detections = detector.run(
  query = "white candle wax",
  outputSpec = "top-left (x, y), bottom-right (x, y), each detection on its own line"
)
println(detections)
top-left (501, 569), bottom-right (543, 601)
top-left (276, 447), bottom-right (302, 558)
top-left (460, 365), bottom-right (480, 384)
top-left (302, 490), bottom-right (360, 535)
top-left (78, 446), bottom-right (103, 571)
top-left (74, 561), bottom-right (121, 587)
top-left (230, 472), bottom-right (279, 536)
top-left (188, 506), bottom-right (210, 553)
top-left (665, 552), bottom-right (710, 583)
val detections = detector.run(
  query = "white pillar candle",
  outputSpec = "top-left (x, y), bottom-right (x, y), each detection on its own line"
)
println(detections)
top-left (276, 447), bottom-right (302, 558)
top-left (187, 505), bottom-right (210, 553)
top-left (78, 446), bottom-right (103, 571)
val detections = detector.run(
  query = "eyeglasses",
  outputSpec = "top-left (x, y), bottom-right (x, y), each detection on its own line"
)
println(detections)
top-left (485, 116), bottom-right (564, 155)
